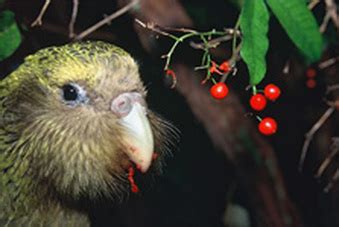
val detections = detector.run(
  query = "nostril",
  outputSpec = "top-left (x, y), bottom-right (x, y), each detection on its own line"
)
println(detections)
top-left (111, 94), bottom-right (133, 117)
top-left (117, 100), bottom-right (127, 110)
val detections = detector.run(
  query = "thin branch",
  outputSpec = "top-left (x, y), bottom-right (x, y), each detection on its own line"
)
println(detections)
top-left (69, 0), bottom-right (79, 38)
top-left (315, 138), bottom-right (339, 178)
top-left (325, 0), bottom-right (339, 27)
top-left (320, 0), bottom-right (339, 32)
top-left (31, 0), bottom-right (51, 27)
top-left (299, 106), bottom-right (335, 171)
top-left (135, 19), bottom-right (180, 40)
top-left (189, 35), bottom-right (235, 50)
top-left (189, 28), bottom-right (241, 50)
top-left (326, 84), bottom-right (339, 95)
top-left (40, 21), bottom-right (117, 41)
top-left (136, 18), bottom-right (240, 73)
top-left (318, 56), bottom-right (339, 69)
top-left (283, 60), bottom-right (290, 74)
top-left (320, 139), bottom-right (339, 192)
top-left (308, 0), bottom-right (320, 10)
top-left (324, 85), bottom-right (339, 109)
top-left (74, 0), bottom-right (139, 40)
top-left (320, 13), bottom-right (332, 33)
top-left (324, 168), bottom-right (339, 193)
top-left (157, 26), bottom-right (198, 34)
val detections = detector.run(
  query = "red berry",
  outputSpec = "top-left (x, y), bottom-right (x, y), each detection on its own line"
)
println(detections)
top-left (264, 84), bottom-right (281, 101)
top-left (219, 61), bottom-right (231, 73)
top-left (250, 94), bottom-right (267, 111)
top-left (306, 68), bottom-right (316, 78)
top-left (258, 117), bottom-right (277, 136)
top-left (306, 79), bottom-right (316, 89)
top-left (210, 82), bottom-right (229, 99)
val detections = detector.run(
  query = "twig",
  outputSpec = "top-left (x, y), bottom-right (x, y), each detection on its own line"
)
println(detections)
top-left (324, 168), bottom-right (339, 193)
top-left (315, 138), bottom-right (339, 178)
top-left (31, 0), bottom-right (51, 27)
top-left (283, 60), bottom-right (290, 74)
top-left (326, 84), bottom-right (339, 96)
top-left (136, 18), bottom-right (239, 72)
top-left (308, 0), bottom-right (320, 10)
top-left (136, 18), bottom-right (241, 83)
top-left (324, 85), bottom-right (339, 109)
top-left (74, 0), bottom-right (139, 40)
top-left (299, 106), bottom-right (335, 171)
top-left (318, 56), bottom-right (339, 69)
top-left (156, 26), bottom-right (197, 34)
top-left (136, 19), bottom-right (194, 70)
top-left (40, 22), bottom-right (117, 41)
top-left (189, 35), bottom-right (234, 50)
top-left (320, 0), bottom-right (339, 32)
top-left (190, 28), bottom-right (241, 50)
top-left (69, 0), bottom-right (79, 38)
top-left (135, 19), bottom-right (180, 40)
top-left (325, 0), bottom-right (339, 27)
top-left (320, 13), bottom-right (332, 33)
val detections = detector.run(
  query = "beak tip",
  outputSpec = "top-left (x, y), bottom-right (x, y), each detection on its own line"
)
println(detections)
top-left (138, 162), bottom-right (151, 173)
top-left (133, 153), bottom-right (153, 173)
top-left (124, 144), bottom-right (153, 173)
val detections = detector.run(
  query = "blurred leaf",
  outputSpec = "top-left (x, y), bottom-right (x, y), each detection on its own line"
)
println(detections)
top-left (228, 0), bottom-right (243, 9)
top-left (266, 0), bottom-right (323, 62)
top-left (240, 0), bottom-right (269, 85)
top-left (0, 10), bottom-right (21, 61)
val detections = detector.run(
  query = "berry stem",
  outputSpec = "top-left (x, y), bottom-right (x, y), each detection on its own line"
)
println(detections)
top-left (255, 115), bottom-right (262, 122)
top-left (211, 77), bottom-right (217, 84)
top-left (164, 32), bottom-right (197, 70)
top-left (163, 30), bottom-right (231, 70)
top-left (220, 72), bottom-right (230, 83)
top-left (232, 16), bottom-right (241, 55)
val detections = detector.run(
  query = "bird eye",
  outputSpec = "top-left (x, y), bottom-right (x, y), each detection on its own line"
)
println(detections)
top-left (61, 83), bottom-right (88, 106)
top-left (62, 84), bottom-right (78, 101)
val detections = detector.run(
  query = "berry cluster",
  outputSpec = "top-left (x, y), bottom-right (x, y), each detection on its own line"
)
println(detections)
top-left (165, 61), bottom-right (280, 136)
top-left (305, 67), bottom-right (317, 89)
top-left (249, 84), bottom-right (281, 136)
top-left (250, 84), bottom-right (281, 110)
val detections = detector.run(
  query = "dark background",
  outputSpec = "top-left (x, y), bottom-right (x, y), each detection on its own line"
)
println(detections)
top-left (0, 0), bottom-right (338, 226)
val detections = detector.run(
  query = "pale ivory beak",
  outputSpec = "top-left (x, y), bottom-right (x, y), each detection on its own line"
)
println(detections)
top-left (111, 93), bottom-right (154, 173)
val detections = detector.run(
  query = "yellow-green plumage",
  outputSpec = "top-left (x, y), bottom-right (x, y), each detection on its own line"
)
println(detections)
top-left (0, 41), bottom-right (175, 226)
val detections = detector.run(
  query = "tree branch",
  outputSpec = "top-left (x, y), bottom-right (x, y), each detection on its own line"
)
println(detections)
top-left (74, 0), bottom-right (139, 40)
top-left (320, 0), bottom-right (339, 32)
top-left (31, 0), bottom-right (51, 27)
top-left (315, 138), bottom-right (339, 178)
top-left (69, 0), bottom-right (79, 38)
top-left (318, 56), bottom-right (339, 69)
top-left (299, 106), bottom-right (335, 171)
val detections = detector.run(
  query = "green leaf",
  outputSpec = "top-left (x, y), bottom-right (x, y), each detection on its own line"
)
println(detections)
top-left (240, 0), bottom-right (270, 85)
top-left (266, 0), bottom-right (323, 62)
top-left (0, 10), bottom-right (21, 61)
